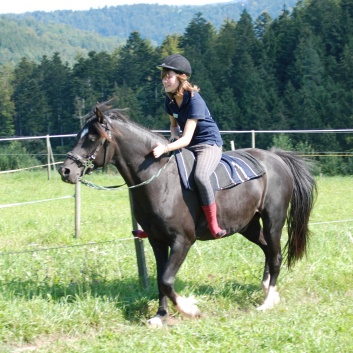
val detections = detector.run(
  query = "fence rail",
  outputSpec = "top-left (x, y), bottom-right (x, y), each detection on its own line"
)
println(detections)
top-left (2, 129), bottom-right (353, 286)
top-left (2, 128), bottom-right (353, 142)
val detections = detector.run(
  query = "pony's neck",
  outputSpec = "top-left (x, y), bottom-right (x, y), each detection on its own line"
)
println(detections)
top-left (111, 119), bottom-right (166, 187)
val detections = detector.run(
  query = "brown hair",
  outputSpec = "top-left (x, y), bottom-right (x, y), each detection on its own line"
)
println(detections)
top-left (161, 69), bottom-right (200, 100)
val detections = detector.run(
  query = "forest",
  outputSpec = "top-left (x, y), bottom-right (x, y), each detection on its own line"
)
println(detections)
top-left (2, 0), bottom-right (298, 47)
top-left (0, 0), bottom-right (353, 174)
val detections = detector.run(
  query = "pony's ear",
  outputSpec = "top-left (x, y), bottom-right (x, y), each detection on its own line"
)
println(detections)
top-left (95, 106), bottom-right (105, 123)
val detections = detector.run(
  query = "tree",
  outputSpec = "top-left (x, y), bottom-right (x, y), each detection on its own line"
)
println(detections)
top-left (212, 19), bottom-right (237, 91)
top-left (158, 34), bottom-right (183, 58)
top-left (112, 83), bottom-right (144, 124)
top-left (71, 56), bottom-right (100, 111)
top-left (37, 53), bottom-right (75, 137)
top-left (12, 58), bottom-right (49, 136)
top-left (0, 65), bottom-right (15, 136)
top-left (254, 12), bottom-right (272, 40)
top-left (115, 31), bottom-right (155, 90)
top-left (114, 31), bottom-right (159, 120)
top-left (181, 13), bottom-right (216, 86)
top-left (263, 6), bottom-right (301, 92)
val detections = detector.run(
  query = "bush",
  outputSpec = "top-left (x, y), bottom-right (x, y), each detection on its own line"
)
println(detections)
top-left (0, 141), bottom-right (40, 171)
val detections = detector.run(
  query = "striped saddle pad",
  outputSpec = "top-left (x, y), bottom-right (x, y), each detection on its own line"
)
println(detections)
top-left (174, 149), bottom-right (265, 191)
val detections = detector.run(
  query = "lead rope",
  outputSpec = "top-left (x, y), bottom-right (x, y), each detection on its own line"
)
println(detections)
top-left (79, 152), bottom-right (175, 191)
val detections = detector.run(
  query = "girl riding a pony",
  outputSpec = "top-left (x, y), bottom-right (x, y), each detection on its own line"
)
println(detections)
top-left (152, 54), bottom-right (226, 238)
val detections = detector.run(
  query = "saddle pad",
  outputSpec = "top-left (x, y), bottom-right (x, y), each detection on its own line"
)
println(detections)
top-left (175, 148), bottom-right (265, 191)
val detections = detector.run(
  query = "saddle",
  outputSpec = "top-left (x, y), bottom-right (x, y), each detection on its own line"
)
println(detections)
top-left (174, 149), bottom-right (265, 191)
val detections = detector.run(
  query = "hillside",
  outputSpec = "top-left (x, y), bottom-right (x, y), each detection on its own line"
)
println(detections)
top-left (0, 17), bottom-right (124, 66)
top-left (5, 0), bottom-right (298, 44)
top-left (0, 0), bottom-right (297, 66)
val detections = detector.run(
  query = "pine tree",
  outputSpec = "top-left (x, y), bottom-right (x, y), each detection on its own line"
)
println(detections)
top-left (114, 31), bottom-right (158, 120)
top-left (12, 58), bottom-right (49, 136)
top-left (37, 53), bottom-right (75, 136)
top-left (0, 65), bottom-right (15, 136)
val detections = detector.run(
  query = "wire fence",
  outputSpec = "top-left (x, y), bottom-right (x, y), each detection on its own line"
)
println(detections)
top-left (0, 219), bottom-right (352, 258)
top-left (1, 129), bottom-right (353, 271)
top-left (1, 128), bottom-right (353, 174)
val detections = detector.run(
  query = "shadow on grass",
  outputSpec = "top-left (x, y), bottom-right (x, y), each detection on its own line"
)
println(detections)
top-left (0, 275), bottom-right (263, 323)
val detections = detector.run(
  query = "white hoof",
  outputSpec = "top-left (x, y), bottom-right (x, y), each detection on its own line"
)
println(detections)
top-left (147, 316), bottom-right (164, 328)
top-left (176, 296), bottom-right (201, 318)
top-left (257, 285), bottom-right (280, 311)
top-left (257, 301), bottom-right (274, 311)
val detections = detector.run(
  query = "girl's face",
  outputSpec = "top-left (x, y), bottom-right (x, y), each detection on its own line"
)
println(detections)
top-left (161, 70), bottom-right (180, 94)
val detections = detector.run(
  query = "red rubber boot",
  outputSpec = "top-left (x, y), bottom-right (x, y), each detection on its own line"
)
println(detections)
top-left (132, 229), bottom-right (148, 238)
top-left (201, 202), bottom-right (226, 239)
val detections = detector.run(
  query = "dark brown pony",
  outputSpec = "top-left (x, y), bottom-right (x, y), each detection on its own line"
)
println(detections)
top-left (59, 104), bottom-right (317, 327)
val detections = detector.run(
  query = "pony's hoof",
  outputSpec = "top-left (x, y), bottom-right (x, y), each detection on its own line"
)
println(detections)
top-left (147, 316), bottom-right (164, 328)
top-left (176, 296), bottom-right (202, 318)
top-left (257, 289), bottom-right (280, 311)
top-left (257, 302), bottom-right (273, 311)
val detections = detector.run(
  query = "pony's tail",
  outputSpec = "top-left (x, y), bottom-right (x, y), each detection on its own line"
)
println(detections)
top-left (273, 150), bottom-right (317, 269)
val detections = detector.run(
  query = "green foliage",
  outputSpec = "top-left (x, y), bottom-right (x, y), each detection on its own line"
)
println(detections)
top-left (0, 141), bottom-right (40, 170)
top-left (0, 65), bottom-right (15, 136)
top-left (1, 1), bottom-right (298, 51)
top-left (270, 134), bottom-right (293, 150)
top-left (0, 16), bottom-right (124, 67)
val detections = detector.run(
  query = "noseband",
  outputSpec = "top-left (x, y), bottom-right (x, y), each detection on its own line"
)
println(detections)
top-left (66, 119), bottom-right (112, 176)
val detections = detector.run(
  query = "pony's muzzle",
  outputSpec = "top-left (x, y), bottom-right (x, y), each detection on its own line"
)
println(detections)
top-left (58, 166), bottom-right (81, 184)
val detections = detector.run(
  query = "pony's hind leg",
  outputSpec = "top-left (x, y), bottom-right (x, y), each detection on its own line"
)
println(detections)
top-left (257, 261), bottom-right (281, 311)
top-left (256, 212), bottom-right (284, 311)
top-left (241, 214), bottom-right (282, 310)
top-left (261, 262), bottom-right (270, 294)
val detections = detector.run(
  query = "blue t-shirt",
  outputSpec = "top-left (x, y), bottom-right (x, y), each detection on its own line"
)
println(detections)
top-left (164, 91), bottom-right (223, 147)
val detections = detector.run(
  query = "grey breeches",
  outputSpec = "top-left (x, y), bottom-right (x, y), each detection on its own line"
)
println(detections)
top-left (187, 144), bottom-right (222, 206)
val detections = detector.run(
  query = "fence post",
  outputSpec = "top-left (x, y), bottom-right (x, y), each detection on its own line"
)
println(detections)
top-left (129, 191), bottom-right (149, 288)
top-left (230, 141), bottom-right (235, 151)
top-left (75, 182), bottom-right (81, 238)
top-left (251, 130), bottom-right (256, 148)
top-left (46, 135), bottom-right (51, 180)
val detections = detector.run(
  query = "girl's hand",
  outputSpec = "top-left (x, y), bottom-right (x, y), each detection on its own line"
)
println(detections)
top-left (153, 142), bottom-right (168, 158)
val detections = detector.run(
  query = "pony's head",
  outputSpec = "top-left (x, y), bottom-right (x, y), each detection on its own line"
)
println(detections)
top-left (59, 105), bottom-right (115, 184)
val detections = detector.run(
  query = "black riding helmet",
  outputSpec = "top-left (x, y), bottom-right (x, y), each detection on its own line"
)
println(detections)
top-left (157, 54), bottom-right (192, 76)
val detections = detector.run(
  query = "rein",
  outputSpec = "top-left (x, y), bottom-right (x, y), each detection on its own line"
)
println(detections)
top-left (79, 152), bottom-right (175, 191)
top-left (79, 153), bottom-right (175, 191)
top-left (67, 115), bottom-right (175, 191)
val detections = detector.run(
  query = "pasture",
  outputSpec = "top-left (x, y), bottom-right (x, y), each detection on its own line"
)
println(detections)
top-left (0, 171), bottom-right (352, 352)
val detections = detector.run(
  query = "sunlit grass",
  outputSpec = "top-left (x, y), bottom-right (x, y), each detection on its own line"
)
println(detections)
top-left (0, 172), bottom-right (353, 352)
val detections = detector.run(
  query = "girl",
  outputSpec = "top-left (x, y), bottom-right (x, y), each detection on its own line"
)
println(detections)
top-left (153, 54), bottom-right (226, 238)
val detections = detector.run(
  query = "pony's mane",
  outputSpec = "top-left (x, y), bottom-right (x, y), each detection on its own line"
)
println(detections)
top-left (108, 109), bottom-right (166, 144)
top-left (83, 102), bottom-right (166, 144)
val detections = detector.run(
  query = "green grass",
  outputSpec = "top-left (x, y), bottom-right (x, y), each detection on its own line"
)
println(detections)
top-left (0, 172), bottom-right (353, 352)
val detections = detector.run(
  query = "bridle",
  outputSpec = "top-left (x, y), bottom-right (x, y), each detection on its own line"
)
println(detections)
top-left (66, 115), bottom-right (175, 190)
top-left (66, 119), bottom-right (112, 176)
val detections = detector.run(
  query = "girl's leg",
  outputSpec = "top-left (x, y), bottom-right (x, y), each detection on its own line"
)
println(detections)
top-left (188, 144), bottom-right (226, 238)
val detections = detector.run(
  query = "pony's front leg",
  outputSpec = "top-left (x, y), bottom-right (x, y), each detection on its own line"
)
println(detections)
top-left (147, 238), bottom-right (170, 327)
top-left (148, 236), bottom-right (200, 327)
top-left (163, 239), bottom-right (201, 319)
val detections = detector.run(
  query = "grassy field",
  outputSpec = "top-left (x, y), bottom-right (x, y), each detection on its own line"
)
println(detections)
top-left (0, 171), bottom-right (352, 352)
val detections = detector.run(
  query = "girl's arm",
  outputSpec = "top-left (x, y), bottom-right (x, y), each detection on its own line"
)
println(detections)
top-left (153, 118), bottom-right (197, 158)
